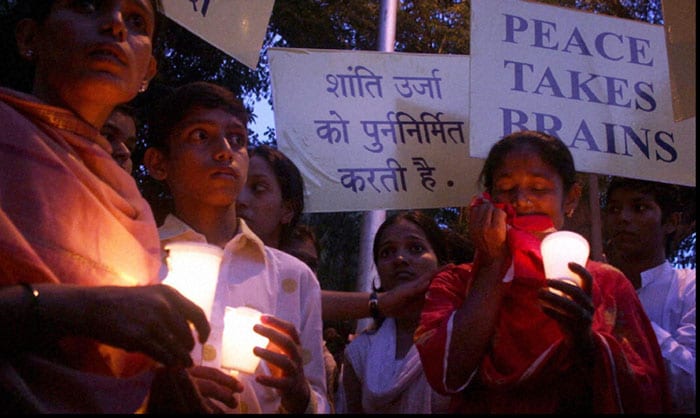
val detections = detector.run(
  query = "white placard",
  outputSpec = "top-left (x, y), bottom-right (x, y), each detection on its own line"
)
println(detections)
top-left (470, 0), bottom-right (695, 187)
top-left (270, 48), bottom-right (482, 213)
top-left (160, 0), bottom-right (274, 70)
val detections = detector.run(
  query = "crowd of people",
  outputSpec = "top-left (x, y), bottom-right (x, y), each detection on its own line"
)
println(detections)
top-left (0, 0), bottom-right (694, 414)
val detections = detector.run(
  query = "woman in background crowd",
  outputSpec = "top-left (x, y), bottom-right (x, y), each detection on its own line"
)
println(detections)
top-left (338, 210), bottom-right (452, 413)
top-left (102, 103), bottom-right (138, 173)
top-left (237, 144), bottom-right (435, 326)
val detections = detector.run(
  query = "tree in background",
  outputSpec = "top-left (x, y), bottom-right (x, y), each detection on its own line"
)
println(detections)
top-left (0, 0), bottom-right (693, 290)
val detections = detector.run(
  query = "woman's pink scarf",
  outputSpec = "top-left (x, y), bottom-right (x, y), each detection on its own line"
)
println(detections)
top-left (0, 87), bottom-right (161, 289)
top-left (0, 88), bottom-right (163, 412)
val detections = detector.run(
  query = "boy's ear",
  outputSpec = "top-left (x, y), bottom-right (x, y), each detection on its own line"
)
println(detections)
top-left (143, 147), bottom-right (168, 180)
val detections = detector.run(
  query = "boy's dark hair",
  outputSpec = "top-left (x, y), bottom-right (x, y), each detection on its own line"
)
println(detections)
top-left (147, 81), bottom-right (248, 152)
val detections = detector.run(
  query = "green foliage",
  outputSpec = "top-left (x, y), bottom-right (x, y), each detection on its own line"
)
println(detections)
top-left (300, 212), bottom-right (364, 292)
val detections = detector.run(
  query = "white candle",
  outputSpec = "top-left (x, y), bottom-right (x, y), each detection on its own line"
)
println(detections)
top-left (221, 306), bottom-right (269, 375)
top-left (162, 241), bottom-right (224, 320)
top-left (540, 231), bottom-right (590, 288)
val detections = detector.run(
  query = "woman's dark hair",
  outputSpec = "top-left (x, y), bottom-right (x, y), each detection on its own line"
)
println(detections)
top-left (372, 210), bottom-right (449, 272)
top-left (249, 144), bottom-right (305, 249)
top-left (282, 223), bottom-right (320, 272)
top-left (479, 130), bottom-right (578, 194)
top-left (0, 0), bottom-right (163, 92)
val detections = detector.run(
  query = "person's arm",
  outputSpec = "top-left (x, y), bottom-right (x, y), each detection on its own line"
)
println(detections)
top-left (445, 261), bottom-right (508, 389)
top-left (0, 282), bottom-right (210, 368)
top-left (443, 199), bottom-right (510, 389)
top-left (321, 274), bottom-right (431, 322)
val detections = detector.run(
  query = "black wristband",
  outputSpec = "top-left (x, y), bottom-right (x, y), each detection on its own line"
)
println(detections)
top-left (369, 291), bottom-right (382, 320)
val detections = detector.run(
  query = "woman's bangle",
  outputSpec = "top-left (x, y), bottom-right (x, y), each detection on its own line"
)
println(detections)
top-left (369, 291), bottom-right (382, 320)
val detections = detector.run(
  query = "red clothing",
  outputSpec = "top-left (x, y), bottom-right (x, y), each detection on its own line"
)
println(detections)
top-left (415, 210), bottom-right (671, 413)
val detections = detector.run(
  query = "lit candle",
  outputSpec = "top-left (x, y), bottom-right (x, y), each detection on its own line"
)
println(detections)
top-left (162, 241), bottom-right (224, 320)
top-left (221, 306), bottom-right (269, 375)
top-left (540, 230), bottom-right (590, 289)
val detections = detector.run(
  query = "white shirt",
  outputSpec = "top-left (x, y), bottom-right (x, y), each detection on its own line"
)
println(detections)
top-left (159, 215), bottom-right (329, 413)
top-left (337, 318), bottom-right (451, 414)
top-left (639, 261), bottom-right (696, 414)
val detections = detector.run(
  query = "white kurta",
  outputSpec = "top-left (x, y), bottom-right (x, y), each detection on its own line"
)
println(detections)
top-left (338, 318), bottom-right (451, 413)
top-left (638, 261), bottom-right (696, 414)
top-left (159, 215), bottom-right (329, 413)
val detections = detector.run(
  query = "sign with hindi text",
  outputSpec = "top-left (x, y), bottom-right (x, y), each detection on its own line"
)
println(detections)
top-left (269, 48), bottom-right (481, 213)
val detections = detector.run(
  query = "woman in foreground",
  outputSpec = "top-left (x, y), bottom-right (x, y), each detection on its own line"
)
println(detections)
top-left (0, 1), bottom-right (214, 413)
top-left (414, 130), bottom-right (671, 413)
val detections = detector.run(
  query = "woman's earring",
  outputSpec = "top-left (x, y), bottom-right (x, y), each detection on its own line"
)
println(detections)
top-left (25, 50), bottom-right (34, 59)
top-left (138, 80), bottom-right (149, 93)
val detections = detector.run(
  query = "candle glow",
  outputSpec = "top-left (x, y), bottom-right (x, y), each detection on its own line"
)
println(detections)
top-left (221, 306), bottom-right (269, 375)
top-left (540, 231), bottom-right (590, 288)
top-left (162, 241), bottom-right (224, 320)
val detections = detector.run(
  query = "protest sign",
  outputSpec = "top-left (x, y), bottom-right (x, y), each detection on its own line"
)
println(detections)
top-left (270, 48), bottom-right (480, 213)
top-left (470, 0), bottom-right (695, 187)
top-left (161, 0), bottom-right (273, 70)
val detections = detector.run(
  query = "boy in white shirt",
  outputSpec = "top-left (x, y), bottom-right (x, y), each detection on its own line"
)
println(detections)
top-left (603, 177), bottom-right (695, 414)
top-left (143, 81), bottom-right (329, 414)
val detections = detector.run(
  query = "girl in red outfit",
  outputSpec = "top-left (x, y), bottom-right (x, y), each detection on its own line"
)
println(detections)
top-left (414, 130), bottom-right (670, 413)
